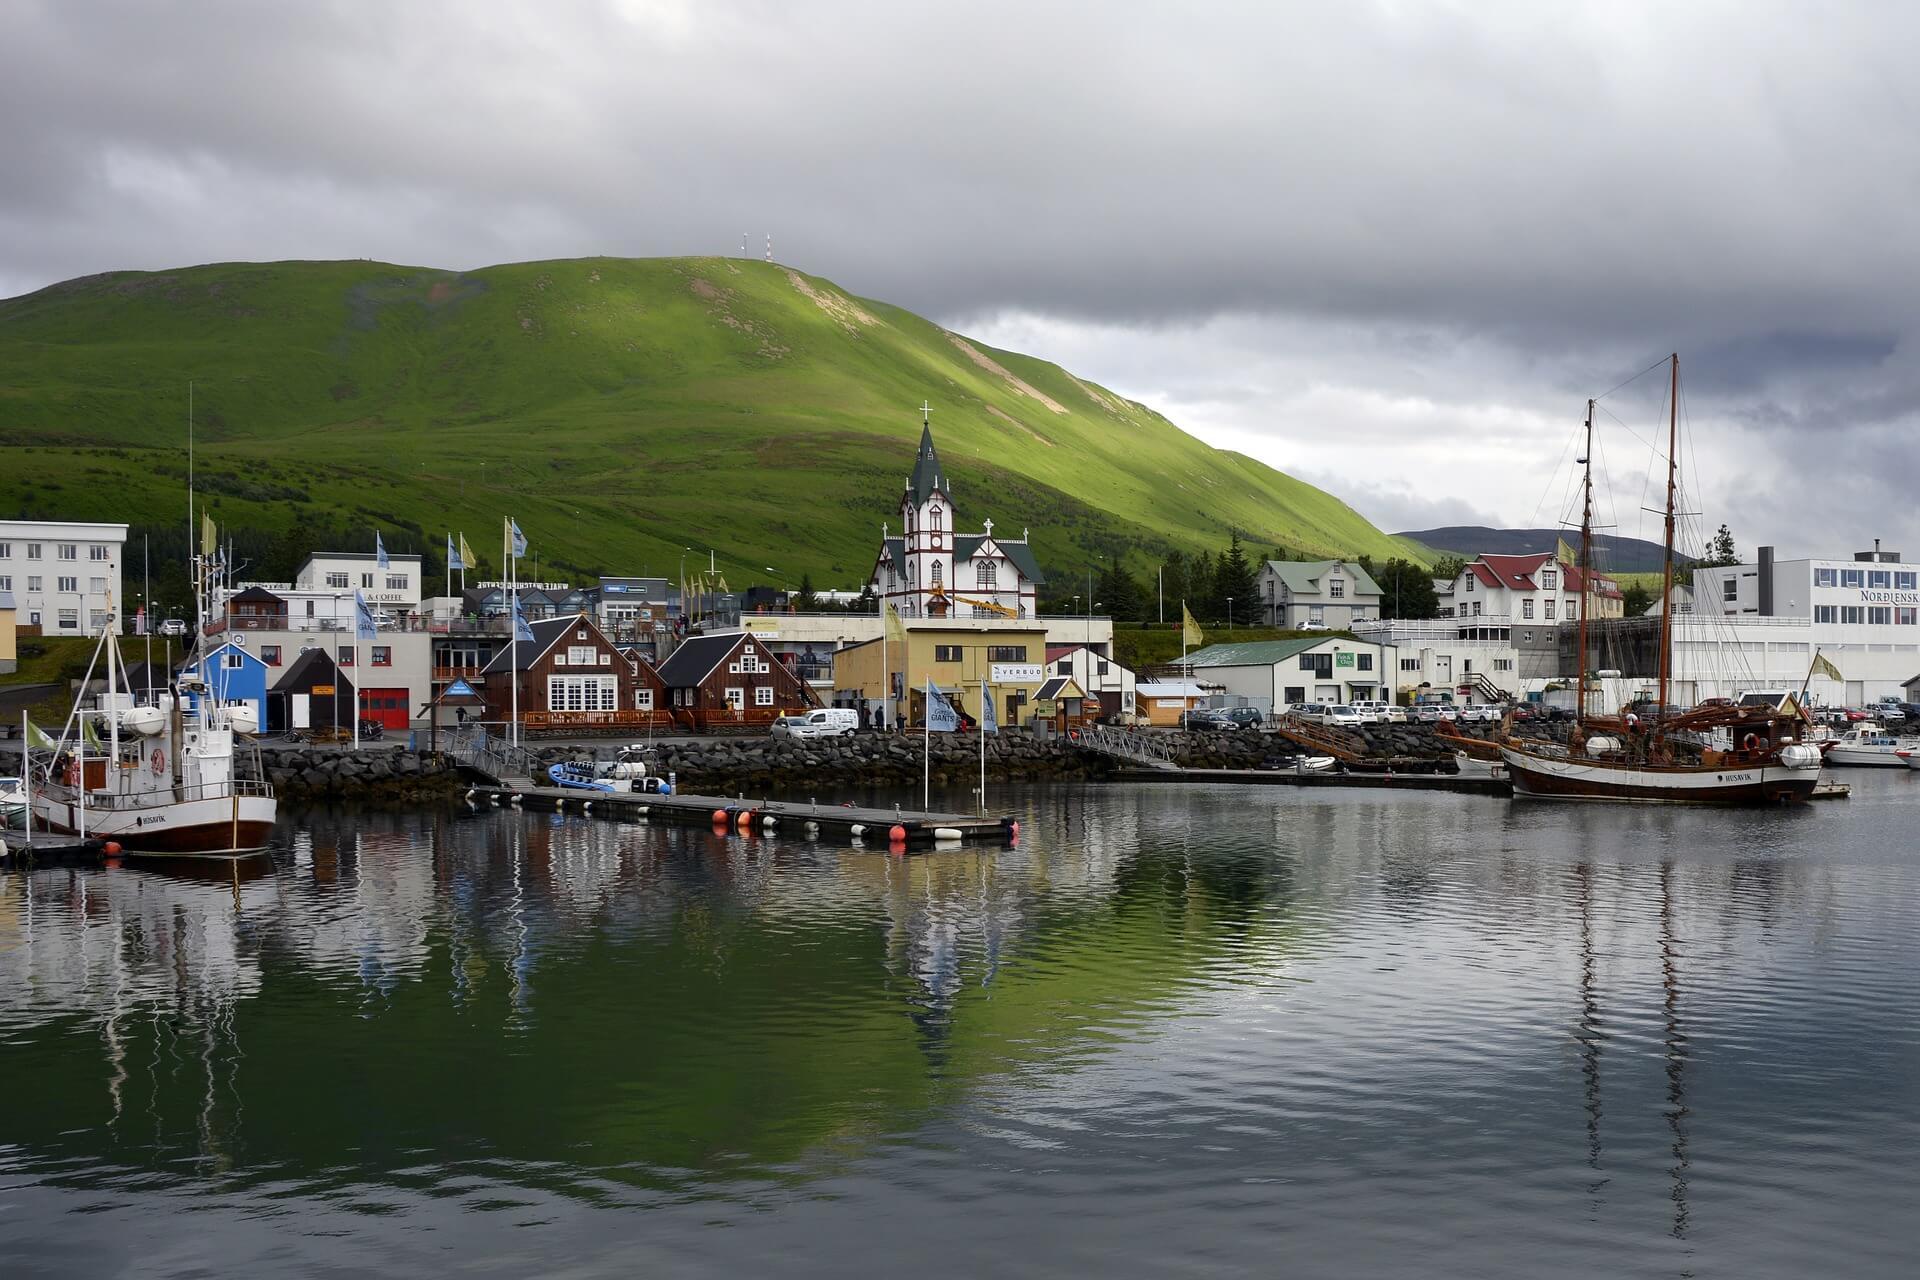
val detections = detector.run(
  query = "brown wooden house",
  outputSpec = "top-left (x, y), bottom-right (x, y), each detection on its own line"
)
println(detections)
top-left (478, 612), bottom-right (674, 736)
top-left (654, 630), bottom-right (820, 731)
top-left (223, 585), bottom-right (289, 632)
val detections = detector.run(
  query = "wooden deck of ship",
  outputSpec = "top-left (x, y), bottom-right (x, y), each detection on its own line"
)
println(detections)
top-left (464, 785), bottom-right (1017, 849)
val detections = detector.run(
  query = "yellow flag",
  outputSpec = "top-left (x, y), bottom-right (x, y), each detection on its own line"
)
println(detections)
top-left (201, 510), bottom-right (217, 556)
top-left (1182, 603), bottom-right (1204, 649)
top-left (1810, 651), bottom-right (1843, 683)
top-left (884, 602), bottom-right (907, 646)
top-left (1556, 537), bottom-right (1577, 567)
top-left (458, 532), bottom-right (475, 570)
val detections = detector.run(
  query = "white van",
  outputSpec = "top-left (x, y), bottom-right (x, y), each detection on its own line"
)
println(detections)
top-left (771, 708), bottom-right (860, 739)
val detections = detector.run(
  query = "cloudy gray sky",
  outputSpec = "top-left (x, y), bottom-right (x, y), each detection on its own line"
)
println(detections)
top-left (4, 0), bottom-right (1915, 556)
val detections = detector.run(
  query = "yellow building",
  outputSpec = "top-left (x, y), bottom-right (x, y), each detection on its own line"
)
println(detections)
top-left (0, 589), bottom-right (15, 675)
top-left (833, 619), bottom-right (1050, 727)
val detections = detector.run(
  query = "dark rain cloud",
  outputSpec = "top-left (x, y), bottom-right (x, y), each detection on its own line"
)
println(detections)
top-left (2, 1), bottom-right (1915, 550)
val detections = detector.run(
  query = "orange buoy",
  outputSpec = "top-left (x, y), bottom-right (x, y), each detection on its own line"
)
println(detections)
top-left (103, 841), bottom-right (122, 855)
top-left (712, 809), bottom-right (728, 824)
top-left (888, 824), bottom-right (907, 843)
top-left (737, 810), bottom-right (755, 832)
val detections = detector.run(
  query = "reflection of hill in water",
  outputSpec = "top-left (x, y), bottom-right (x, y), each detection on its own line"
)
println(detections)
top-left (0, 798), bottom-right (1305, 1196)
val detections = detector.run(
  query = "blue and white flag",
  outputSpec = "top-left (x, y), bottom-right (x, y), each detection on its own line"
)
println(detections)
top-left (354, 590), bottom-right (378, 640)
top-left (446, 532), bottom-right (464, 571)
top-left (513, 595), bottom-right (534, 643)
top-left (508, 518), bottom-right (527, 559)
top-left (980, 680), bottom-right (997, 733)
top-left (924, 679), bottom-right (960, 732)
top-left (376, 531), bottom-right (390, 569)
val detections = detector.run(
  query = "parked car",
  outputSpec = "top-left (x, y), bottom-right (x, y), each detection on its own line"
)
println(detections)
top-left (158, 617), bottom-right (190, 637)
top-left (1459, 704), bottom-right (1503, 723)
top-left (1290, 702), bottom-right (1330, 724)
top-left (1298, 621), bottom-right (1330, 632)
top-left (1324, 704), bottom-right (1365, 729)
top-left (1508, 704), bottom-right (1538, 723)
top-left (1181, 709), bottom-right (1236, 731)
top-left (1375, 704), bottom-right (1409, 724)
top-left (771, 708), bottom-right (860, 739)
top-left (1221, 706), bottom-right (1267, 729)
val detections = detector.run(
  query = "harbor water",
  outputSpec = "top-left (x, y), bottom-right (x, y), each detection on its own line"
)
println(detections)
top-left (3, 776), bottom-right (1918, 1277)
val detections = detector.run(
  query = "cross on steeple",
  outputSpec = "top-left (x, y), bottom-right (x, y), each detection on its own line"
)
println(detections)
top-left (921, 400), bottom-right (932, 425)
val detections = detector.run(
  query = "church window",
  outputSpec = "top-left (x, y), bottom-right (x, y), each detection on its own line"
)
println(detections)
top-left (931, 562), bottom-right (944, 586)
top-left (977, 560), bottom-right (997, 590)
top-left (932, 507), bottom-right (943, 533)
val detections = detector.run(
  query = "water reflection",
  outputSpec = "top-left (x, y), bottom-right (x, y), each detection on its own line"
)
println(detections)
top-left (0, 779), bottom-right (1917, 1277)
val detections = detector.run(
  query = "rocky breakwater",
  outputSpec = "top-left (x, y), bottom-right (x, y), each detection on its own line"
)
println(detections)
top-left (263, 745), bottom-right (465, 801)
top-left (544, 731), bottom-right (1113, 794)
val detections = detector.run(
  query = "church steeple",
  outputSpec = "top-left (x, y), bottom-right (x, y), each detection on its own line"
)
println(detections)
top-left (908, 402), bottom-right (949, 505)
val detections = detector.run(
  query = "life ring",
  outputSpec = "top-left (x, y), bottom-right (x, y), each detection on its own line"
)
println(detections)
top-left (1742, 732), bottom-right (1760, 751)
top-left (65, 761), bottom-right (79, 787)
top-left (150, 748), bottom-right (166, 776)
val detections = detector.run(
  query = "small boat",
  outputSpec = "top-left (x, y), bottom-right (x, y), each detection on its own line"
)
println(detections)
top-left (0, 775), bottom-right (25, 829)
top-left (1825, 724), bottom-right (1920, 768)
top-left (547, 759), bottom-right (674, 794)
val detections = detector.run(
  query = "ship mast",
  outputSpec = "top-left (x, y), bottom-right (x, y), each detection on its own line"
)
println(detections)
top-left (1577, 398), bottom-right (1594, 732)
top-left (1655, 354), bottom-right (1679, 739)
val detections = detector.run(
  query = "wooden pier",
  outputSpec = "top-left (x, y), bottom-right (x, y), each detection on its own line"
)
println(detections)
top-left (0, 835), bottom-right (106, 867)
top-left (464, 785), bottom-right (1018, 849)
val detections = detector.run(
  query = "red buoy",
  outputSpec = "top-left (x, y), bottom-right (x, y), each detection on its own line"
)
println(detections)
top-left (103, 841), bottom-right (122, 856)
top-left (888, 824), bottom-right (907, 843)
top-left (712, 809), bottom-right (728, 824)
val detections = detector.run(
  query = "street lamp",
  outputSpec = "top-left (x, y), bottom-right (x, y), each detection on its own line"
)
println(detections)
top-left (1227, 596), bottom-right (1234, 631)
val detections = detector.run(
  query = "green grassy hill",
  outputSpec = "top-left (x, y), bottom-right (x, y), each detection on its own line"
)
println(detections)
top-left (0, 257), bottom-right (1419, 585)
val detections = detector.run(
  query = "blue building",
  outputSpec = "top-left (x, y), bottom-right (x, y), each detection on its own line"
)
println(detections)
top-left (181, 639), bottom-right (269, 727)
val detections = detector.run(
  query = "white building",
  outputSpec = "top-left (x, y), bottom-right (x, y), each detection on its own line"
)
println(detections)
top-left (1351, 619), bottom-right (1521, 701)
top-left (0, 519), bottom-right (129, 635)
top-left (869, 418), bottom-right (1045, 619)
top-left (295, 552), bottom-right (424, 611)
top-left (1045, 643), bottom-right (1138, 717)
top-left (1685, 542), bottom-right (1920, 704)
top-left (1257, 559), bottom-right (1382, 629)
top-left (1182, 635), bottom-right (1400, 709)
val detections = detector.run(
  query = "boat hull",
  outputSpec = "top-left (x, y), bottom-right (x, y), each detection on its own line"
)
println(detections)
top-left (1823, 747), bottom-right (1913, 768)
top-left (31, 791), bottom-right (278, 854)
top-left (1499, 746), bottom-right (1819, 805)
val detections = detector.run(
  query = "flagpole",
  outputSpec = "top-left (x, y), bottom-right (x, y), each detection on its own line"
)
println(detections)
top-left (509, 518), bottom-right (520, 751)
top-left (923, 691), bottom-right (930, 811)
top-left (978, 679), bottom-right (987, 816)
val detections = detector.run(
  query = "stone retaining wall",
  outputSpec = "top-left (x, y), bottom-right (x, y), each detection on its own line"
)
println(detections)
top-left (263, 746), bottom-right (465, 801)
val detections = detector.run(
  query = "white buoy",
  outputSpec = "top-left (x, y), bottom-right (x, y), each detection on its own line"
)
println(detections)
top-left (850, 823), bottom-right (866, 836)
top-left (933, 827), bottom-right (964, 841)
top-left (635, 805), bottom-right (649, 817)
top-left (805, 821), bottom-right (820, 835)
top-left (581, 801), bottom-right (592, 813)
top-left (510, 794), bottom-right (523, 806)
top-left (761, 815), bottom-right (778, 829)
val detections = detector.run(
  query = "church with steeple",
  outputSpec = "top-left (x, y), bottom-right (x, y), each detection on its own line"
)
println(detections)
top-left (868, 407), bottom-right (1045, 618)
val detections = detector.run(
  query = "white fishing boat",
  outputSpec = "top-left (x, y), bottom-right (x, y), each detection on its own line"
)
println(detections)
top-left (25, 538), bottom-right (277, 855)
top-left (1825, 724), bottom-right (1920, 768)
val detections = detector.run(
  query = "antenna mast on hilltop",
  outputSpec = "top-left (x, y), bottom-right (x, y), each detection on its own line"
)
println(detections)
top-left (741, 233), bottom-right (748, 257)
top-left (765, 234), bottom-right (773, 264)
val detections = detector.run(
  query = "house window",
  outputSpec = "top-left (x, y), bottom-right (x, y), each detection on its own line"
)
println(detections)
top-left (1544, 600), bottom-right (1556, 620)
top-left (931, 561), bottom-right (944, 587)
top-left (337, 647), bottom-right (355, 666)
top-left (327, 572), bottom-right (349, 588)
top-left (577, 629), bottom-right (588, 640)
top-left (262, 645), bottom-right (282, 666)
top-left (547, 674), bottom-right (617, 711)
top-left (1400, 658), bottom-right (1420, 672)
top-left (88, 610), bottom-right (108, 630)
top-left (371, 646), bottom-right (392, 666)
top-left (1472, 601), bottom-right (1482, 616)
top-left (1494, 658), bottom-right (1514, 671)
top-left (1541, 569), bottom-right (1557, 590)
top-left (223, 652), bottom-right (245, 669)
top-left (987, 645), bottom-right (1027, 662)
top-left (1816, 605), bottom-right (1837, 623)
top-left (0, 576), bottom-right (9, 591)
top-left (387, 575), bottom-right (407, 591)
top-left (1723, 577), bottom-right (1739, 602)
top-left (27, 576), bottom-right (42, 592)
top-left (1299, 653), bottom-right (1333, 677)
top-left (725, 687), bottom-right (745, 710)
top-left (90, 577), bottom-right (106, 592)
top-left (27, 544), bottom-right (42, 560)
top-left (1841, 569), bottom-right (1864, 588)
top-left (0, 543), bottom-right (9, 558)
top-left (755, 685), bottom-right (774, 706)
top-left (58, 544), bottom-right (77, 560)
top-left (568, 646), bottom-right (598, 664)
top-left (57, 576), bottom-right (77, 593)
top-left (635, 688), bottom-right (654, 710)
top-left (1841, 606), bottom-right (1864, 624)
top-left (90, 545), bottom-right (109, 561)
top-left (1869, 570), bottom-right (1891, 589)
top-left (361, 573), bottom-right (373, 588)
top-left (1357, 653), bottom-right (1373, 671)
top-left (1897, 572), bottom-right (1918, 591)
top-left (934, 645), bottom-right (962, 662)
top-left (977, 561), bottom-right (997, 590)
top-left (1869, 607), bottom-right (1892, 625)
top-left (1522, 599), bottom-right (1534, 619)
top-left (1097, 659), bottom-right (1110, 675)
top-left (1898, 608), bottom-right (1917, 626)
top-left (1567, 601), bottom-right (1578, 621)
top-left (58, 608), bottom-right (78, 628)
top-left (1329, 578), bottom-right (1345, 599)
top-left (1814, 568), bottom-right (1837, 587)
top-left (1463, 574), bottom-right (1473, 592)
top-left (1309, 606), bottom-right (1325, 624)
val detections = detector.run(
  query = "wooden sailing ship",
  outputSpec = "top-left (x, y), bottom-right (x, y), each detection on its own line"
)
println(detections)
top-left (1498, 356), bottom-right (1823, 805)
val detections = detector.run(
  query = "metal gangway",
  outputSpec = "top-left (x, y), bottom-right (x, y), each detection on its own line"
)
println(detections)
top-left (445, 727), bottom-right (546, 787)
top-left (1074, 724), bottom-right (1182, 771)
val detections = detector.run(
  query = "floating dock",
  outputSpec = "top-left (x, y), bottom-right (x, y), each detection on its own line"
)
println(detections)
top-left (0, 835), bottom-right (106, 867)
top-left (465, 785), bottom-right (1016, 849)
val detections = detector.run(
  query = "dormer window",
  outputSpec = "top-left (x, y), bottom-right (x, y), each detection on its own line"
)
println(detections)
top-left (1541, 569), bottom-right (1557, 590)
top-left (1329, 578), bottom-right (1345, 599)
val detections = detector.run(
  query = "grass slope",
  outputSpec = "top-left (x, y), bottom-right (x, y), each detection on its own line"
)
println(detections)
top-left (0, 257), bottom-right (1421, 584)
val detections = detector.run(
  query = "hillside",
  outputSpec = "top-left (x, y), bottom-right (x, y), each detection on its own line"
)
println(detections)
top-left (0, 257), bottom-right (1419, 585)
top-left (1398, 526), bottom-right (1690, 574)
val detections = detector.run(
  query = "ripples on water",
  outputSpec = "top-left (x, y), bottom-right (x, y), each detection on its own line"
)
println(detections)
top-left (2, 776), bottom-right (1918, 1277)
